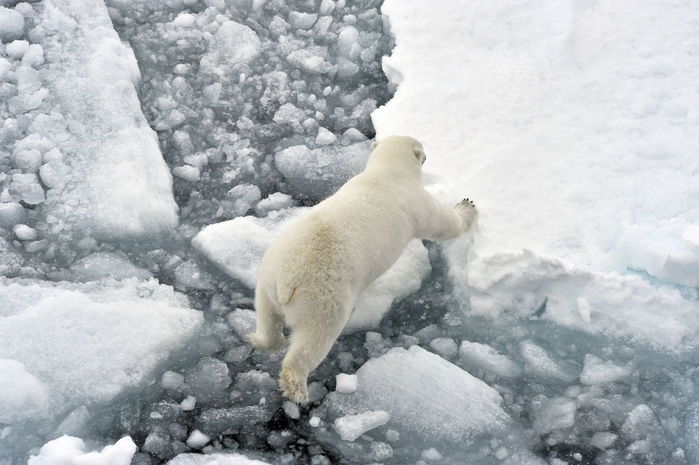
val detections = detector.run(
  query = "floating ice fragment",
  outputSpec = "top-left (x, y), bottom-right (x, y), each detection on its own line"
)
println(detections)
top-left (288, 12), bottom-right (317, 30)
top-left (286, 49), bottom-right (333, 75)
top-left (161, 371), bottom-right (185, 391)
top-left (283, 401), bottom-right (300, 419)
top-left (12, 224), bottom-right (37, 241)
top-left (28, 436), bottom-right (136, 465)
top-left (0, 8), bottom-right (25, 41)
top-left (0, 359), bottom-right (48, 423)
top-left (520, 340), bottom-right (577, 383)
top-left (532, 397), bottom-right (576, 434)
top-left (321, 346), bottom-right (509, 444)
top-left (173, 165), bottom-right (200, 182)
top-left (0, 278), bottom-right (202, 419)
top-left (334, 410), bottom-right (390, 441)
top-left (580, 354), bottom-right (632, 385)
top-left (70, 252), bottom-right (152, 282)
top-left (429, 337), bottom-right (458, 359)
top-left (5, 40), bottom-right (29, 59)
top-left (166, 452), bottom-right (272, 465)
top-left (590, 431), bottom-right (618, 450)
top-left (200, 20), bottom-right (261, 74)
top-left (184, 357), bottom-right (231, 403)
top-left (459, 341), bottom-right (523, 378)
top-left (186, 430), bottom-right (210, 448)
top-left (335, 373), bottom-right (358, 394)
top-left (315, 127), bottom-right (337, 145)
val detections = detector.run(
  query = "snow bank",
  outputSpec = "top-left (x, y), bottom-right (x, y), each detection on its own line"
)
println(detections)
top-left (192, 208), bottom-right (431, 332)
top-left (320, 346), bottom-right (509, 444)
top-left (374, 0), bottom-right (699, 351)
top-left (31, 0), bottom-right (178, 241)
top-left (0, 278), bottom-right (202, 423)
top-left (28, 436), bottom-right (136, 465)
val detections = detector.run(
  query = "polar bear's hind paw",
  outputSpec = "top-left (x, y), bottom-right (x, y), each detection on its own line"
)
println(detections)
top-left (279, 365), bottom-right (309, 404)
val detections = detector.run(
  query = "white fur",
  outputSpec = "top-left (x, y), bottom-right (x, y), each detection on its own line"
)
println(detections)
top-left (248, 135), bottom-right (477, 403)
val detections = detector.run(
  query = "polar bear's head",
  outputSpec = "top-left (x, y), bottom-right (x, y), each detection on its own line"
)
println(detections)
top-left (365, 136), bottom-right (426, 179)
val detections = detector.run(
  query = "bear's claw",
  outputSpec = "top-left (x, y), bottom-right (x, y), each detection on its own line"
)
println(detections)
top-left (457, 198), bottom-right (476, 208)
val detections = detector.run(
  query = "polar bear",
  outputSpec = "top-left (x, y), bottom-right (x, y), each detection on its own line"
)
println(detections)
top-left (248, 136), bottom-right (477, 403)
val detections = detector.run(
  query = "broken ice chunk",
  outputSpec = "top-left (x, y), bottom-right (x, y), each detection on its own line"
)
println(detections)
top-left (0, 7), bottom-right (25, 42)
top-left (335, 373), bottom-right (358, 394)
top-left (254, 192), bottom-right (297, 217)
top-left (0, 359), bottom-right (48, 423)
top-left (174, 260), bottom-right (214, 291)
top-left (185, 430), bottom-right (210, 449)
top-left (532, 397), bottom-right (577, 434)
top-left (274, 141), bottom-right (371, 199)
top-left (459, 341), bottom-right (523, 378)
top-left (184, 357), bottom-right (231, 404)
top-left (9, 173), bottom-right (45, 205)
top-left (0, 278), bottom-right (202, 420)
top-left (334, 410), bottom-right (390, 441)
top-left (166, 453), bottom-right (272, 465)
top-left (12, 224), bottom-right (37, 241)
top-left (5, 40), bottom-right (29, 59)
top-left (620, 404), bottom-right (660, 441)
top-left (172, 165), bottom-right (200, 182)
top-left (520, 340), bottom-right (577, 383)
top-left (286, 49), bottom-right (333, 75)
top-left (579, 354), bottom-right (633, 385)
top-left (273, 103), bottom-right (306, 128)
top-left (28, 436), bottom-right (136, 465)
top-left (337, 26), bottom-right (360, 60)
top-left (428, 337), bottom-right (458, 359)
top-left (320, 346), bottom-right (509, 444)
top-left (200, 21), bottom-right (261, 75)
top-left (288, 12), bottom-right (318, 29)
top-left (225, 183), bottom-right (261, 217)
top-left (69, 252), bottom-right (152, 282)
top-left (590, 431), bottom-right (618, 450)
top-left (315, 127), bottom-right (337, 145)
top-left (0, 202), bottom-right (26, 228)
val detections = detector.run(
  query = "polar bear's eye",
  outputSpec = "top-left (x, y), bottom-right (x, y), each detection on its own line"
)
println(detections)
top-left (413, 147), bottom-right (425, 164)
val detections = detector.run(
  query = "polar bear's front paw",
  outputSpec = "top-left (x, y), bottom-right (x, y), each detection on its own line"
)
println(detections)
top-left (279, 365), bottom-right (309, 404)
top-left (455, 198), bottom-right (478, 231)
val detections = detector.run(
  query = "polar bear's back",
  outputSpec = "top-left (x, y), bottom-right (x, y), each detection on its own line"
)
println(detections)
top-left (258, 180), bottom-right (415, 308)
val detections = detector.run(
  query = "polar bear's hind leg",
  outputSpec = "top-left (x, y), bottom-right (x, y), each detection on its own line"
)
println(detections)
top-left (280, 293), bottom-right (351, 403)
top-left (248, 289), bottom-right (287, 351)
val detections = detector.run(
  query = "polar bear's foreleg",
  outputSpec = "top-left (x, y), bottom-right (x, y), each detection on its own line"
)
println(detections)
top-left (248, 288), bottom-right (287, 351)
top-left (279, 295), bottom-right (351, 403)
top-left (422, 198), bottom-right (478, 241)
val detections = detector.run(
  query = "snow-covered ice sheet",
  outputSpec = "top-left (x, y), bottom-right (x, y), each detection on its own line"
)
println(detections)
top-left (28, 436), bottom-right (136, 465)
top-left (319, 345), bottom-right (509, 444)
top-left (30, 0), bottom-right (178, 241)
top-left (192, 208), bottom-right (431, 332)
top-left (374, 0), bottom-right (699, 351)
top-left (0, 278), bottom-right (202, 424)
